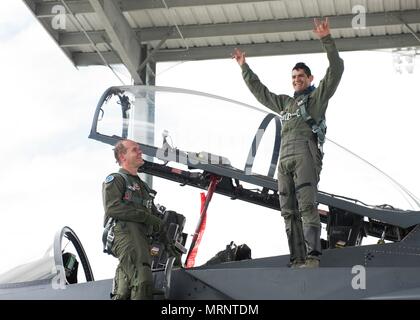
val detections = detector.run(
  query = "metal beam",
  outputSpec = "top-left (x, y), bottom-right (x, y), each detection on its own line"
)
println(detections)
top-left (36, 0), bottom-right (93, 18)
top-left (58, 10), bottom-right (420, 47)
top-left (395, 16), bottom-right (420, 45)
top-left (22, 0), bottom-right (36, 11)
top-left (154, 33), bottom-right (420, 61)
top-left (113, 0), bottom-right (265, 10)
top-left (23, 0), bottom-right (78, 68)
top-left (73, 33), bottom-right (420, 65)
top-left (73, 50), bottom-right (118, 66)
top-left (59, 30), bottom-right (109, 47)
top-left (88, 0), bottom-right (143, 83)
top-left (139, 9), bottom-right (420, 42)
top-left (137, 36), bottom-right (170, 75)
top-left (36, 0), bottom-right (268, 17)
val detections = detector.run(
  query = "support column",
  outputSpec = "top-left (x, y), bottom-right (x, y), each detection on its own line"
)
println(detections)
top-left (132, 45), bottom-right (156, 187)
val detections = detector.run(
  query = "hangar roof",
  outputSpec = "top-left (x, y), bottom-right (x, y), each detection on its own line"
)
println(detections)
top-left (23, 0), bottom-right (420, 81)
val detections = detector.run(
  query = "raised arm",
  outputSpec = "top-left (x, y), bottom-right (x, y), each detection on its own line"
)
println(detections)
top-left (313, 18), bottom-right (344, 107)
top-left (232, 48), bottom-right (288, 113)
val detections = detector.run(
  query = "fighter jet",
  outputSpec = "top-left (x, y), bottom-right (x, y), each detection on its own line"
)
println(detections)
top-left (1, 85), bottom-right (420, 300)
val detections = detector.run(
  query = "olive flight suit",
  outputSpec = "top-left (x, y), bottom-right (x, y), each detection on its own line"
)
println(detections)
top-left (102, 168), bottom-right (162, 299)
top-left (241, 35), bottom-right (344, 264)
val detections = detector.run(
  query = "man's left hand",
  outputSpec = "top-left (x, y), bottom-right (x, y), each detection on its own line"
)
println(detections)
top-left (313, 17), bottom-right (330, 38)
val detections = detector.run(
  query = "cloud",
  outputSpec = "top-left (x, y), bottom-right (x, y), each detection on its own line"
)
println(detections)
top-left (0, 6), bottom-right (120, 277)
top-left (0, 16), bottom-right (119, 156)
top-left (0, 0), bottom-right (33, 41)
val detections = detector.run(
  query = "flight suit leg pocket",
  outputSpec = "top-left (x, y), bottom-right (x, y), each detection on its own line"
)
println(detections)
top-left (306, 140), bottom-right (322, 180)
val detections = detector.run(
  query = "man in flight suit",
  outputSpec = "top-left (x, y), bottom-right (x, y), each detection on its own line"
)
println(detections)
top-left (232, 18), bottom-right (344, 268)
top-left (102, 139), bottom-right (162, 299)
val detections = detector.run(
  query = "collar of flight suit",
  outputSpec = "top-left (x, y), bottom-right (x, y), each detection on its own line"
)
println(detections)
top-left (293, 84), bottom-right (316, 99)
top-left (118, 167), bottom-right (139, 178)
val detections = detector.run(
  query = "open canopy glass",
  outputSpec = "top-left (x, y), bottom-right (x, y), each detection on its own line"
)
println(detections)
top-left (90, 85), bottom-right (420, 213)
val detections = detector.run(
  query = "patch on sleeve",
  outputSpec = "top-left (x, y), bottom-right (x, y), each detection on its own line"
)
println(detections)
top-left (105, 175), bottom-right (115, 184)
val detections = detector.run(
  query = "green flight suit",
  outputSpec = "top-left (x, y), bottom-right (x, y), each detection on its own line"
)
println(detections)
top-left (102, 168), bottom-right (162, 300)
top-left (241, 35), bottom-right (344, 263)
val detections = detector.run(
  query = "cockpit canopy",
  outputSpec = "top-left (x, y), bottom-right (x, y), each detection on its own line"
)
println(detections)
top-left (90, 85), bottom-right (419, 212)
top-left (0, 227), bottom-right (93, 287)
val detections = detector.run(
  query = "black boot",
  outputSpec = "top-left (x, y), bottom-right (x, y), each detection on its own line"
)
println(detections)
top-left (300, 226), bottom-right (321, 268)
top-left (303, 225), bottom-right (322, 256)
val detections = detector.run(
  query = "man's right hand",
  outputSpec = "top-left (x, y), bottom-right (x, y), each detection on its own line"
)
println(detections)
top-left (231, 48), bottom-right (246, 66)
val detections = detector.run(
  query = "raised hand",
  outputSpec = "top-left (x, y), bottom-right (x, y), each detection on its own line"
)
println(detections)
top-left (313, 17), bottom-right (330, 38)
top-left (231, 47), bottom-right (246, 66)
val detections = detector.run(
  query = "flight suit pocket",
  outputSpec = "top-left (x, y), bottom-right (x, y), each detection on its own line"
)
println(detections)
top-left (307, 141), bottom-right (321, 164)
top-left (306, 140), bottom-right (322, 179)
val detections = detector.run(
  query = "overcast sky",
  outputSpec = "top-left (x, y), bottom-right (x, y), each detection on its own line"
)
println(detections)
top-left (1, 1), bottom-right (419, 281)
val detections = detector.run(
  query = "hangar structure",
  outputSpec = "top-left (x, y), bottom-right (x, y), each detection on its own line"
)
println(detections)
top-left (24, 0), bottom-right (420, 85)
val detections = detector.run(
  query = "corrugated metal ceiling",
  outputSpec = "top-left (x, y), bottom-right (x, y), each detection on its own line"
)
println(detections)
top-left (23, 0), bottom-right (420, 68)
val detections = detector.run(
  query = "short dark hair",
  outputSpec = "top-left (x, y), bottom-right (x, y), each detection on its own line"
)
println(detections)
top-left (113, 139), bottom-right (128, 165)
top-left (292, 62), bottom-right (312, 77)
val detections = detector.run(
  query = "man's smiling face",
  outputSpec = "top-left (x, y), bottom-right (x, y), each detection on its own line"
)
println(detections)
top-left (292, 68), bottom-right (313, 92)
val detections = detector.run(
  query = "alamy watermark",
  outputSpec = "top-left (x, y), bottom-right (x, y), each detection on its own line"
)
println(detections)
top-left (155, 129), bottom-right (266, 175)
top-left (352, 5), bottom-right (366, 29)
top-left (51, 5), bottom-right (66, 30)
top-left (351, 265), bottom-right (366, 290)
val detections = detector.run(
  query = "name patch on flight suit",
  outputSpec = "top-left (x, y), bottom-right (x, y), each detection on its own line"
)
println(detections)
top-left (128, 183), bottom-right (140, 191)
top-left (124, 183), bottom-right (141, 201)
